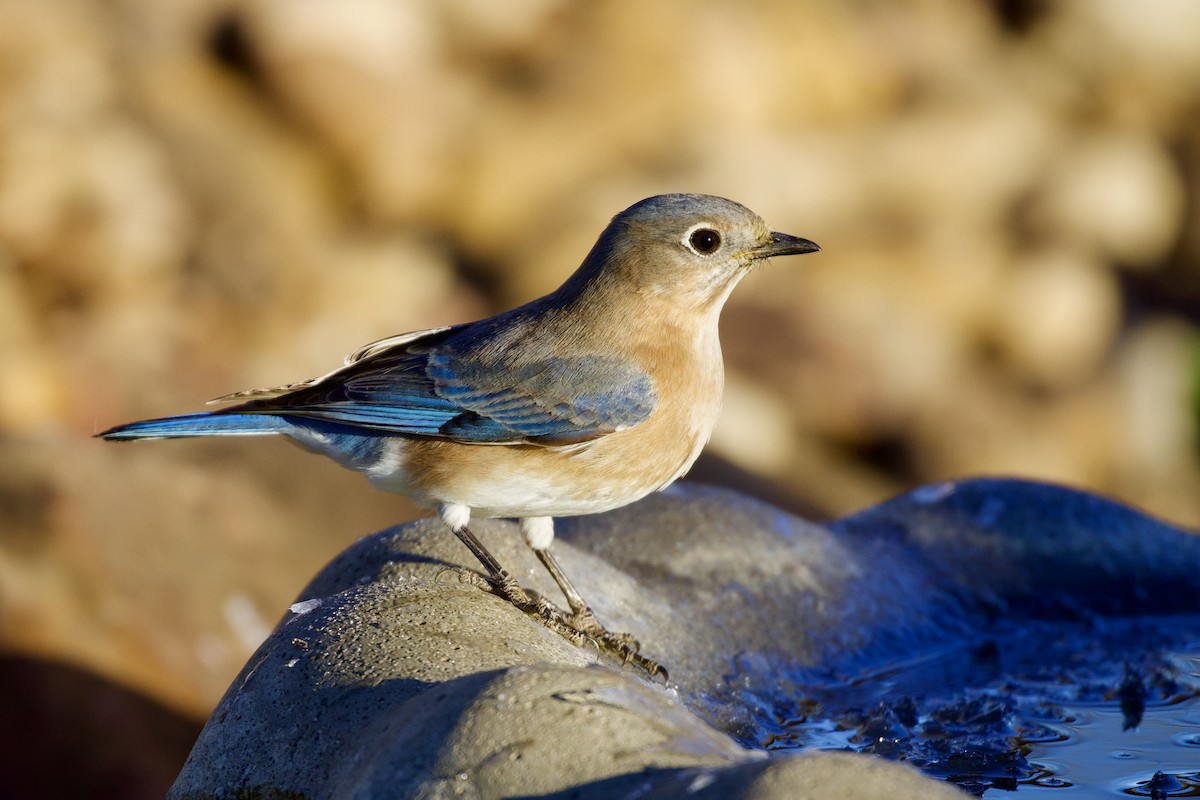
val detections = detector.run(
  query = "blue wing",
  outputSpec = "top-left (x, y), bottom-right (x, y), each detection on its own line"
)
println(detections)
top-left (221, 325), bottom-right (658, 445)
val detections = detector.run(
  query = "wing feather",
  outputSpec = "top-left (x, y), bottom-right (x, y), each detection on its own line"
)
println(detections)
top-left (216, 324), bottom-right (657, 445)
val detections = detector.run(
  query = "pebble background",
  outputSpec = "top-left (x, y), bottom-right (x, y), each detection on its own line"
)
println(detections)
top-left (1, 0), bottom-right (1198, 783)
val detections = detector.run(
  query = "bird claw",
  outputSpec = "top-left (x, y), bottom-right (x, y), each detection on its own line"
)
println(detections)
top-left (443, 567), bottom-right (667, 679)
top-left (565, 609), bottom-right (667, 681)
top-left (568, 610), bottom-right (640, 653)
top-left (437, 565), bottom-right (494, 591)
top-left (448, 566), bottom-right (593, 647)
top-left (627, 652), bottom-right (669, 682)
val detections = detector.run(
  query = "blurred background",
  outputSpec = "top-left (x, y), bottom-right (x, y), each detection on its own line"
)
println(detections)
top-left (2, 0), bottom-right (1200, 795)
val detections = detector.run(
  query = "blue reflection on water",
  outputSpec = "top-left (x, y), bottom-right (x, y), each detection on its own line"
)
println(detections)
top-left (751, 617), bottom-right (1200, 796)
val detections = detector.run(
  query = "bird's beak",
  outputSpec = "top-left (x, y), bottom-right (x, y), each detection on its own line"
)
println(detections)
top-left (754, 231), bottom-right (821, 259)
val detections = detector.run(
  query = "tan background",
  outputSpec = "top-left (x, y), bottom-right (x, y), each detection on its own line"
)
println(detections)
top-left (1, 0), bottom-right (1199, 785)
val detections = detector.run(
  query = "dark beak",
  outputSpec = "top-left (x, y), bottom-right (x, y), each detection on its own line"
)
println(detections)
top-left (755, 231), bottom-right (820, 258)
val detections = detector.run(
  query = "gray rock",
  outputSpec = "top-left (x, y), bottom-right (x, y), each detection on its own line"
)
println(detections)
top-left (170, 483), bottom-right (970, 798)
top-left (170, 478), bottom-right (1200, 798)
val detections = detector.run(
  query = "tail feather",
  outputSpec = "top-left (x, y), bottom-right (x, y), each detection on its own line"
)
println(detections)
top-left (97, 412), bottom-right (291, 441)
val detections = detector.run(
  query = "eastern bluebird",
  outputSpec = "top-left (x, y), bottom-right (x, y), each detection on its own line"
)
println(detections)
top-left (99, 193), bottom-right (819, 677)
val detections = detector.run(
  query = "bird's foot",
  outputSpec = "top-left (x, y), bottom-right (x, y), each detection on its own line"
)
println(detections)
top-left (600, 639), bottom-right (666, 681)
top-left (566, 607), bottom-right (667, 681)
top-left (446, 567), bottom-right (666, 679)
top-left (567, 607), bottom-right (639, 652)
top-left (447, 566), bottom-right (588, 648)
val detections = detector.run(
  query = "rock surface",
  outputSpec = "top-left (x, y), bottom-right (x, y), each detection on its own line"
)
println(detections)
top-left (170, 479), bottom-right (1200, 798)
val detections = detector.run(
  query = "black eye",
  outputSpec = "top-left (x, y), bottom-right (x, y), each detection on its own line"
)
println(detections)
top-left (688, 228), bottom-right (721, 254)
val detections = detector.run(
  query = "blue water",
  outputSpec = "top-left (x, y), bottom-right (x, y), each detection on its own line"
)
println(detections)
top-left (1021, 697), bottom-right (1200, 796)
top-left (754, 617), bottom-right (1200, 797)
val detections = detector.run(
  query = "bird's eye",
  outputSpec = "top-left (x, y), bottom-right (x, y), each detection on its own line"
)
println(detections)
top-left (686, 227), bottom-right (721, 255)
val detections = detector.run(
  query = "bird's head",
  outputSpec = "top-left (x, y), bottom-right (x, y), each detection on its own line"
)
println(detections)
top-left (567, 194), bottom-right (819, 313)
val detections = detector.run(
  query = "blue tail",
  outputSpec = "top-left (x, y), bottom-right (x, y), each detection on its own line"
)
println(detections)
top-left (97, 412), bottom-right (292, 441)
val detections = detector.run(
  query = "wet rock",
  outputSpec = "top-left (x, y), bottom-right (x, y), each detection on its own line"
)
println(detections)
top-left (171, 483), bottom-right (979, 798)
top-left (170, 478), bottom-right (1200, 797)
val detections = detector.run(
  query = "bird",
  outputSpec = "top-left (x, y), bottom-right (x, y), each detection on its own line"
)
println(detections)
top-left (98, 193), bottom-right (820, 678)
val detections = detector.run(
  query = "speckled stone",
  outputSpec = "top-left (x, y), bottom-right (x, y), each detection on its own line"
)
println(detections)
top-left (169, 479), bottom-right (1200, 798)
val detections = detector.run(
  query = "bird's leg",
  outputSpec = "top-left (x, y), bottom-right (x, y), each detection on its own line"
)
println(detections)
top-left (533, 548), bottom-right (621, 638)
top-left (522, 518), bottom-right (667, 679)
top-left (535, 548), bottom-right (667, 679)
top-left (442, 521), bottom-right (589, 646)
